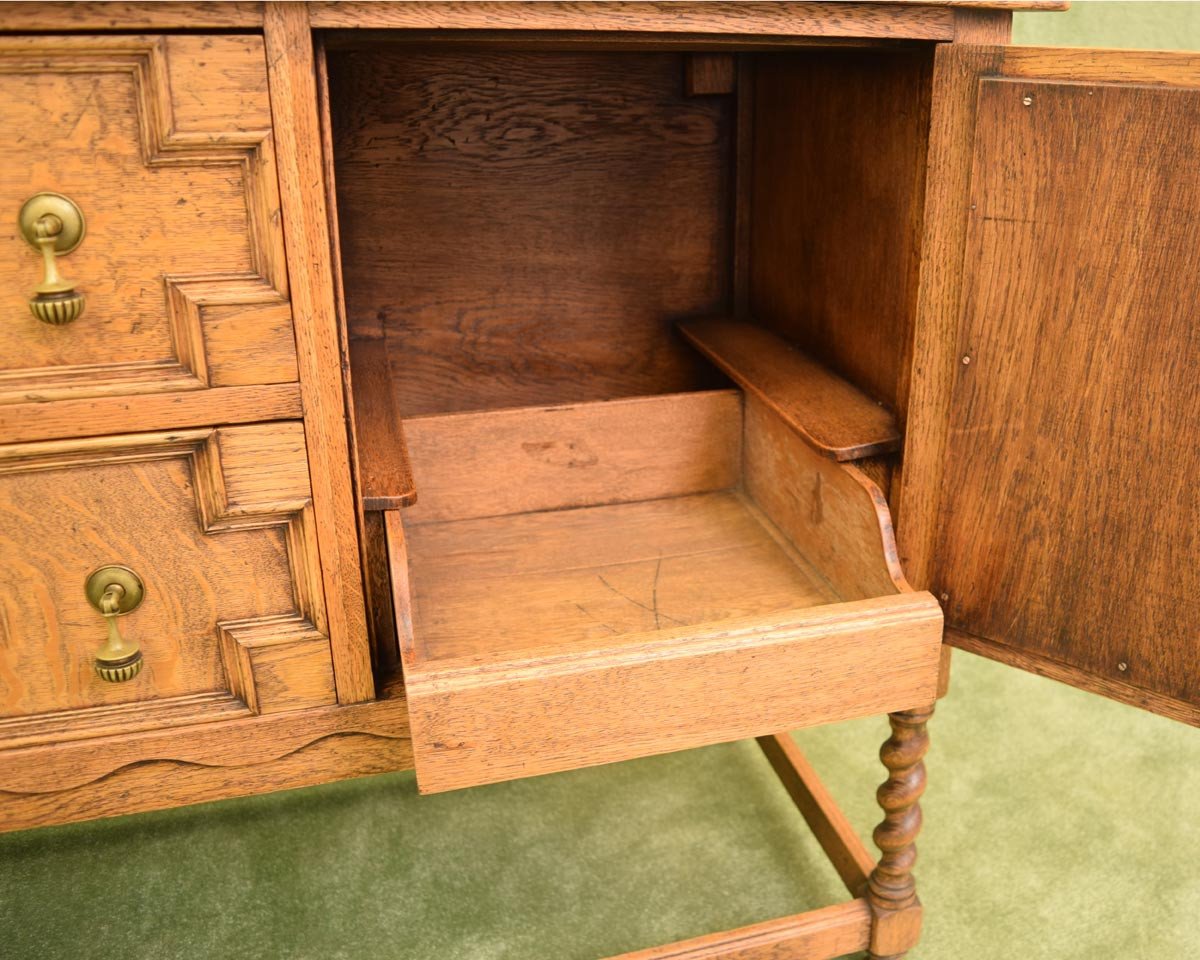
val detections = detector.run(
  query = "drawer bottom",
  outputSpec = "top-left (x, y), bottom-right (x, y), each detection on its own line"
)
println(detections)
top-left (387, 491), bottom-right (941, 794)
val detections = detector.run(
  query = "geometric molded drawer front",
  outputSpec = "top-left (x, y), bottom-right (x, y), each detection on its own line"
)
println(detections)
top-left (0, 422), bottom-right (334, 737)
top-left (0, 36), bottom-right (295, 406)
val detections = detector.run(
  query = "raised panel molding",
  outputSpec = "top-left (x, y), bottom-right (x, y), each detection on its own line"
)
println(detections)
top-left (219, 616), bottom-right (335, 715)
top-left (0, 422), bottom-right (335, 743)
top-left (0, 36), bottom-right (294, 405)
top-left (164, 277), bottom-right (295, 391)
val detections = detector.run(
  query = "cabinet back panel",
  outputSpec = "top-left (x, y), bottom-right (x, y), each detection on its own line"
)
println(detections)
top-left (328, 50), bottom-right (733, 416)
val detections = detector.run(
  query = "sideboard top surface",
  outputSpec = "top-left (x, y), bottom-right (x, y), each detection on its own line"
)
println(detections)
top-left (0, 1), bottom-right (1067, 35)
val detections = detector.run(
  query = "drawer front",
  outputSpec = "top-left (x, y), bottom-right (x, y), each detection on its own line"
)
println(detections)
top-left (0, 36), bottom-right (294, 408)
top-left (0, 422), bottom-right (335, 746)
top-left (402, 594), bottom-right (942, 794)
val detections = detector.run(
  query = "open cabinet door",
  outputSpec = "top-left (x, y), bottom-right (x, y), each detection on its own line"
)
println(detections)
top-left (901, 45), bottom-right (1200, 725)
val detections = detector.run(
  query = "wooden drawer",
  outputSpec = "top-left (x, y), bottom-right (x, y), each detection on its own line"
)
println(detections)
top-left (377, 385), bottom-right (942, 794)
top-left (323, 46), bottom-right (945, 795)
top-left (0, 421), bottom-right (336, 748)
top-left (0, 36), bottom-right (296, 435)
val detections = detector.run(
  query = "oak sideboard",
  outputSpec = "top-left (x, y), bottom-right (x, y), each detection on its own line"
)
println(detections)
top-left (2, 3), bottom-right (1196, 958)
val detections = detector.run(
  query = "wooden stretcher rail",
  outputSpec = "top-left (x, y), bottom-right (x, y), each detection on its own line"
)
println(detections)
top-left (757, 733), bottom-right (877, 894)
top-left (603, 899), bottom-right (872, 960)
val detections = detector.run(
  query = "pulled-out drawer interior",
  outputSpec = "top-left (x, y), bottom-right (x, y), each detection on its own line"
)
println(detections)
top-left (366, 375), bottom-right (939, 793)
top-left (322, 39), bottom-right (943, 792)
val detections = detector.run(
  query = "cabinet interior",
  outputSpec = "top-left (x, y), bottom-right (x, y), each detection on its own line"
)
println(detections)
top-left (319, 37), bottom-right (935, 687)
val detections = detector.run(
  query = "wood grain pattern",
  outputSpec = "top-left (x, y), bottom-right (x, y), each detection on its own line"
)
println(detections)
top-left (385, 513), bottom-right (416, 666)
top-left (910, 1), bottom-right (1060, 6)
top-left (893, 44), bottom-right (1011, 701)
top-left (0, 729), bottom-right (408, 835)
top-left (895, 46), bottom-right (1005, 590)
top-left (743, 396), bottom-right (909, 601)
top-left (854, 456), bottom-right (894, 502)
top-left (906, 48), bottom-right (1200, 720)
top-left (679, 319), bottom-right (901, 461)
top-left (381, 371), bottom-right (939, 792)
top-left (402, 492), bottom-right (838, 662)
top-left (747, 48), bottom-right (933, 417)
top-left (898, 45), bottom-right (1200, 583)
top-left (948, 627), bottom-right (1200, 728)
top-left (350, 338), bottom-right (417, 512)
top-left (0, 384), bottom-right (301, 445)
top-left (0, 682), bottom-right (413, 833)
top-left (319, 30), bottom-right (963, 54)
top-left (265, 3), bottom-right (373, 704)
top-left (309, 2), bottom-right (965, 37)
top-left (732, 54), bottom-right (756, 316)
top-left (603, 900), bottom-right (871, 960)
top-left (394, 544), bottom-right (941, 794)
top-left (0, 2), bottom-right (263, 30)
top-left (0, 693), bottom-right (244, 753)
top-left (361, 510), bottom-right (401, 678)
top-left (401, 392), bottom-right (742, 524)
top-left (686, 54), bottom-right (736, 96)
top-left (0, 0), bottom-right (1060, 34)
top-left (219, 617), bottom-right (335, 715)
top-left (0, 423), bottom-right (333, 731)
top-left (952, 8), bottom-right (1013, 42)
top-left (329, 48), bottom-right (732, 416)
top-left (0, 36), bottom-right (294, 409)
top-left (312, 38), bottom-right (402, 687)
top-left (757, 733), bottom-right (876, 895)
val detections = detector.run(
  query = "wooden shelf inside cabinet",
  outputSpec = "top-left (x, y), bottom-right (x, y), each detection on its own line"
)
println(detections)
top-left (372, 389), bottom-right (941, 794)
top-left (678, 319), bottom-right (901, 461)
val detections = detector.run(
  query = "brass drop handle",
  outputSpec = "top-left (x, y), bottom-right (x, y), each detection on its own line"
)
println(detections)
top-left (18, 192), bottom-right (86, 325)
top-left (85, 565), bottom-right (145, 683)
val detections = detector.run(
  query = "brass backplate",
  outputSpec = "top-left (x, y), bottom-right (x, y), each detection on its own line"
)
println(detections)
top-left (19, 192), bottom-right (86, 254)
top-left (84, 565), bottom-right (145, 616)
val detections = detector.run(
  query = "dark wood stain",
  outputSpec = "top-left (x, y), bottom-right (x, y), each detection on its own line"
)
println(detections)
top-left (328, 49), bottom-right (734, 415)
top-left (934, 75), bottom-right (1200, 716)
top-left (748, 48), bottom-right (934, 416)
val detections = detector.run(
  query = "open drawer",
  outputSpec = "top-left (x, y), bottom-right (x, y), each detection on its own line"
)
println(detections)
top-left (368, 341), bottom-right (941, 793)
top-left (322, 42), bottom-right (943, 793)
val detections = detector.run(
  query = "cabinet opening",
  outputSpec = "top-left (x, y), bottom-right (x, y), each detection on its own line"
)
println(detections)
top-left (320, 38), bottom-right (940, 776)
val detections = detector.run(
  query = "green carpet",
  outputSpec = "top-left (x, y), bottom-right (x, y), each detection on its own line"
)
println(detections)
top-left (1014, 0), bottom-right (1200, 49)
top-left (2, 651), bottom-right (1197, 959)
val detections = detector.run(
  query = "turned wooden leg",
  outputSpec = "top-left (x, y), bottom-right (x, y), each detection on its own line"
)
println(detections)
top-left (866, 706), bottom-right (932, 960)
